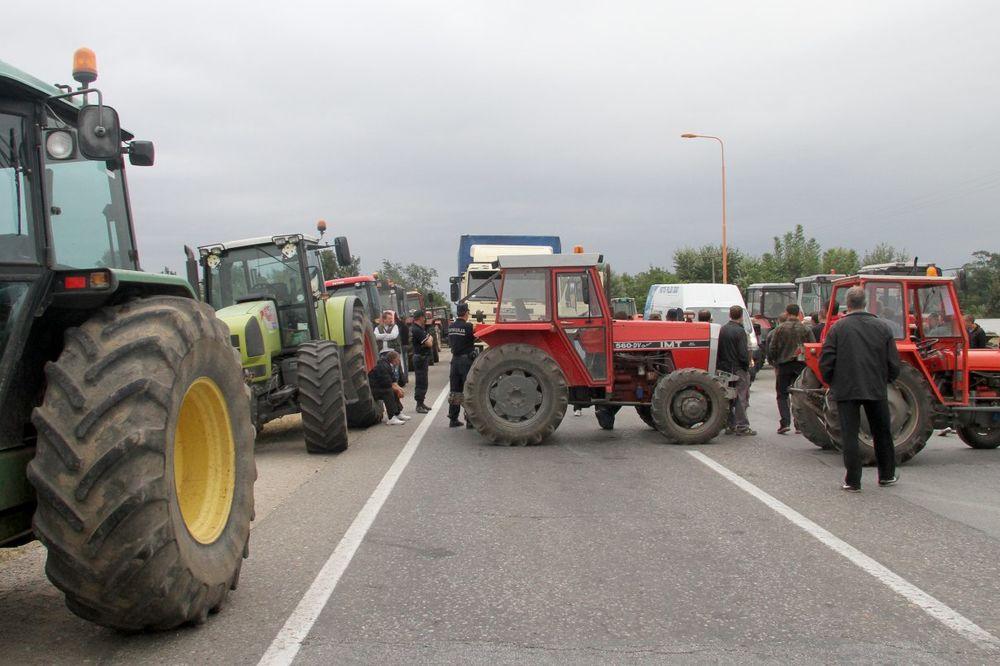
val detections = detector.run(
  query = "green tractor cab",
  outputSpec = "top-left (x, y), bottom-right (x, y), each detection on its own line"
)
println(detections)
top-left (1, 51), bottom-right (254, 630)
top-left (192, 229), bottom-right (382, 452)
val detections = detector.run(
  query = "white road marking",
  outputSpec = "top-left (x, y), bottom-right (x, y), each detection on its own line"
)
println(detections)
top-left (687, 450), bottom-right (1000, 654)
top-left (259, 385), bottom-right (451, 666)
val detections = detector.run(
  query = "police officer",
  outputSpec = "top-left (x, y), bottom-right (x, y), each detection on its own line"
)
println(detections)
top-left (447, 303), bottom-right (476, 427)
top-left (409, 310), bottom-right (434, 413)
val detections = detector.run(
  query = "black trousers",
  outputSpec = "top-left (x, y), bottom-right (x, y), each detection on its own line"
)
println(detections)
top-left (372, 387), bottom-right (402, 418)
top-left (838, 399), bottom-right (895, 487)
top-left (448, 354), bottom-right (473, 420)
top-left (412, 353), bottom-right (430, 404)
top-left (776, 361), bottom-right (804, 428)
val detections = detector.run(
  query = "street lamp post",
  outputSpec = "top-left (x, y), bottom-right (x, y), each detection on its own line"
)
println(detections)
top-left (681, 133), bottom-right (727, 284)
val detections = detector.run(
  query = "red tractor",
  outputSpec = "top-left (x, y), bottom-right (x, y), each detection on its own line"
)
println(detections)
top-left (791, 273), bottom-right (1000, 462)
top-left (462, 254), bottom-right (732, 446)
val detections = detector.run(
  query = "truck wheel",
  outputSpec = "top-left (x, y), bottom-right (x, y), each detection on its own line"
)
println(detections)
top-left (463, 343), bottom-right (568, 446)
top-left (790, 368), bottom-right (834, 449)
top-left (344, 303), bottom-right (382, 428)
top-left (650, 369), bottom-right (728, 445)
top-left (297, 341), bottom-right (349, 453)
top-left (635, 405), bottom-right (656, 429)
top-left (27, 296), bottom-right (255, 631)
top-left (824, 364), bottom-right (934, 464)
top-left (956, 426), bottom-right (1000, 449)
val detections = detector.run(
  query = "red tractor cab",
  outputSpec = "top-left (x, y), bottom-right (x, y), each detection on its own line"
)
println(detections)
top-left (791, 274), bottom-right (1000, 462)
top-left (463, 253), bottom-right (731, 446)
top-left (746, 282), bottom-right (797, 366)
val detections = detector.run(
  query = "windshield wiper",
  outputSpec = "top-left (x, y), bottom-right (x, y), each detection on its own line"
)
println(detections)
top-left (460, 271), bottom-right (501, 304)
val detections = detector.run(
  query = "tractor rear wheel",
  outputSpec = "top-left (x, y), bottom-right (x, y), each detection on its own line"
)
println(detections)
top-left (650, 369), bottom-right (728, 444)
top-left (27, 296), bottom-right (255, 631)
top-left (343, 303), bottom-right (382, 428)
top-left (824, 364), bottom-right (934, 465)
top-left (635, 405), bottom-right (656, 429)
top-left (297, 341), bottom-right (350, 453)
top-left (463, 343), bottom-right (568, 446)
top-left (956, 426), bottom-right (1000, 449)
top-left (790, 368), bottom-right (834, 449)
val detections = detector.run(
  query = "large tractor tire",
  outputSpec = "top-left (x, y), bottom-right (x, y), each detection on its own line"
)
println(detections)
top-left (636, 405), bottom-right (656, 429)
top-left (27, 296), bottom-right (255, 631)
top-left (824, 364), bottom-right (934, 465)
top-left (464, 343), bottom-right (568, 446)
top-left (297, 341), bottom-right (350, 453)
top-left (956, 426), bottom-right (1000, 449)
top-left (790, 368), bottom-right (835, 449)
top-left (343, 304), bottom-right (382, 428)
top-left (650, 369), bottom-right (729, 445)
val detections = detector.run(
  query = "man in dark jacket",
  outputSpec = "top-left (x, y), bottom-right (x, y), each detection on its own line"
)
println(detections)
top-left (820, 286), bottom-right (901, 491)
top-left (966, 314), bottom-right (989, 349)
top-left (409, 310), bottom-right (434, 413)
top-left (369, 350), bottom-right (408, 425)
top-left (768, 303), bottom-right (816, 434)
top-left (716, 305), bottom-right (755, 436)
top-left (447, 303), bottom-right (476, 428)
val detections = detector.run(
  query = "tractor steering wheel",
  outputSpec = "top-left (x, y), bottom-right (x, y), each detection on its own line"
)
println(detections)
top-left (915, 337), bottom-right (939, 357)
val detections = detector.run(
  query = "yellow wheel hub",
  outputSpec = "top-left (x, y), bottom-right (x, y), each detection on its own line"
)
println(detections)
top-left (173, 377), bottom-right (236, 544)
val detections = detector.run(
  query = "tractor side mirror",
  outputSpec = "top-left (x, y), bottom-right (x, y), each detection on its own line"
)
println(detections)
top-left (450, 282), bottom-right (461, 302)
top-left (334, 236), bottom-right (351, 266)
top-left (77, 104), bottom-right (121, 160)
top-left (581, 277), bottom-right (591, 308)
top-left (128, 140), bottom-right (155, 167)
top-left (184, 245), bottom-right (200, 299)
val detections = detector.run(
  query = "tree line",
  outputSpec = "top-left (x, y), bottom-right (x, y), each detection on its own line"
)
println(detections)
top-left (319, 251), bottom-right (449, 307)
top-left (608, 224), bottom-right (998, 317)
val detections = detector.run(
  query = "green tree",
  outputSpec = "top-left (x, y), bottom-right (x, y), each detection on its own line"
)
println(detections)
top-left (378, 260), bottom-right (448, 306)
top-left (615, 265), bottom-right (678, 305)
top-left (861, 243), bottom-right (908, 266)
top-left (821, 247), bottom-right (860, 275)
top-left (961, 251), bottom-right (1000, 317)
top-left (673, 244), bottom-right (747, 285)
top-left (319, 250), bottom-right (361, 279)
top-left (760, 224), bottom-right (821, 281)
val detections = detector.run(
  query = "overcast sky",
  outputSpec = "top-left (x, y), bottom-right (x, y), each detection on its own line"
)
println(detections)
top-left (6, 1), bottom-right (999, 290)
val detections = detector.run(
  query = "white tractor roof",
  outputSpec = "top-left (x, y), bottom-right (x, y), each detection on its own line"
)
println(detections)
top-left (199, 234), bottom-right (321, 252)
top-left (747, 282), bottom-right (796, 289)
top-left (498, 253), bottom-right (603, 268)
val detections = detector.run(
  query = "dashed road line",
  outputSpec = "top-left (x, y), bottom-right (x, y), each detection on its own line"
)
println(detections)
top-left (259, 385), bottom-right (451, 666)
top-left (687, 450), bottom-right (1000, 654)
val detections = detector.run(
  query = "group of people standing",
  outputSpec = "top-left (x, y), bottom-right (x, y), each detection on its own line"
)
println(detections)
top-left (368, 309), bottom-right (436, 426)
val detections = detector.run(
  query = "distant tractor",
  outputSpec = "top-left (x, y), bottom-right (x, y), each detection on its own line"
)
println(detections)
top-left (610, 297), bottom-right (639, 319)
top-left (192, 227), bottom-right (382, 451)
top-left (791, 273), bottom-right (1000, 461)
top-left (463, 254), bottom-right (731, 446)
top-left (746, 282), bottom-right (797, 367)
top-left (1, 51), bottom-right (253, 630)
top-left (795, 273), bottom-right (846, 318)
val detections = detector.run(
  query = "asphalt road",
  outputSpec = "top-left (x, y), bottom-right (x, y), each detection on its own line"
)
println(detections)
top-left (2, 354), bottom-right (999, 664)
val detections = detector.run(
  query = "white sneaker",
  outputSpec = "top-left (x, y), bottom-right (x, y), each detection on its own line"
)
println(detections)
top-left (386, 416), bottom-right (406, 426)
top-left (573, 408), bottom-right (582, 417)
top-left (397, 413), bottom-right (412, 421)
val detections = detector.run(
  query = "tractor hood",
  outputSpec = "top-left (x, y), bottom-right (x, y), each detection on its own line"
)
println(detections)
top-left (215, 300), bottom-right (282, 380)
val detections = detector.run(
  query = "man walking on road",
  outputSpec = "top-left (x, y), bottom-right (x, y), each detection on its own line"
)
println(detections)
top-left (717, 305), bottom-right (755, 436)
top-left (409, 310), bottom-right (434, 413)
top-left (820, 286), bottom-right (900, 491)
top-left (769, 303), bottom-right (815, 434)
top-left (447, 303), bottom-right (477, 428)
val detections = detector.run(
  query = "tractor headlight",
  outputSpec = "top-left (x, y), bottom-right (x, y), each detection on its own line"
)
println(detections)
top-left (46, 131), bottom-right (75, 160)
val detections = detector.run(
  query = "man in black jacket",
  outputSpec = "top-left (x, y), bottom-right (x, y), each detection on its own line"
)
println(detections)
top-left (447, 303), bottom-right (476, 428)
top-left (369, 350), bottom-right (409, 425)
top-left (716, 305), bottom-right (755, 436)
top-left (820, 286), bottom-right (901, 491)
top-left (409, 310), bottom-right (434, 413)
top-left (965, 314), bottom-right (989, 349)
top-left (768, 303), bottom-right (815, 434)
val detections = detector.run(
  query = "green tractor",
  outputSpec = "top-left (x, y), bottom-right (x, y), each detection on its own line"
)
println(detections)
top-left (0, 51), bottom-right (254, 629)
top-left (189, 225), bottom-right (382, 452)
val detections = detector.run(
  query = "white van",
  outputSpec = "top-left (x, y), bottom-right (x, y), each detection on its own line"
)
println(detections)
top-left (644, 283), bottom-right (759, 352)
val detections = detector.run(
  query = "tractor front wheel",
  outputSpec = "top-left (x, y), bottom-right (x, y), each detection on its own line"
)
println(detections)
top-left (297, 341), bottom-right (350, 453)
top-left (956, 426), bottom-right (1000, 449)
top-left (790, 368), bottom-right (834, 449)
top-left (650, 369), bottom-right (728, 444)
top-left (463, 344), bottom-right (568, 446)
top-left (823, 364), bottom-right (934, 464)
top-left (344, 303), bottom-right (382, 428)
top-left (27, 296), bottom-right (255, 630)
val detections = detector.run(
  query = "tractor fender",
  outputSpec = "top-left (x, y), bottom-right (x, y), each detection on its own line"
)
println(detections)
top-left (321, 295), bottom-right (363, 346)
top-left (215, 300), bottom-right (282, 381)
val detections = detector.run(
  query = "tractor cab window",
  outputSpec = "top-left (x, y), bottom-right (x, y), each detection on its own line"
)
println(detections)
top-left (557, 272), bottom-right (602, 319)
top-left (763, 290), bottom-right (795, 319)
top-left (0, 113), bottom-right (37, 263)
top-left (46, 157), bottom-right (135, 270)
top-left (466, 271), bottom-right (499, 302)
top-left (865, 282), bottom-right (905, 339)
top-left (497, 269), bottom-right (550, 322)
top-left (206, 245), bottom-right (309, 347)
top-left (747, 289), bottom-right (762, 315)
top-left (913, 284), bottom-right (960, 338)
